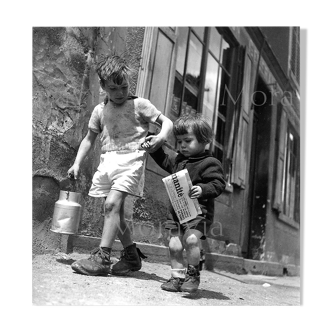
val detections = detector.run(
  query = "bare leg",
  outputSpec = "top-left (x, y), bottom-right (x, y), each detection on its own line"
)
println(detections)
top-left (169, 234), bottom-right (185, 270)
top-left (183, 229), bottom-right (203, 266)
top-left (117, 202), bottom-right (133, 248)
top-left (100, 190), bottom-right (128, 248)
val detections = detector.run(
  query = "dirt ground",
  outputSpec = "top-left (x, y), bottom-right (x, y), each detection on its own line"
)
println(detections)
top-left (32, 252), bottom-right (300, 306)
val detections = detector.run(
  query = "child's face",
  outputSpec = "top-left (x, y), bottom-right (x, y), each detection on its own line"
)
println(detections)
top-left (176, 130), bottom-right (206, 157)
top-left (102, 77), bottom-right (129, 105)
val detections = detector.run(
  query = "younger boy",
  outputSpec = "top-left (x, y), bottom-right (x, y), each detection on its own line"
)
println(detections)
top-left (147, 115), bottom-right (226, 292)
top-left (68, 54), bottom-right (173, 276)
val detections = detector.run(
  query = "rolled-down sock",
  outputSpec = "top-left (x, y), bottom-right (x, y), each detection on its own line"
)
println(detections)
top-left (171, 268), bottom-right (186, 279)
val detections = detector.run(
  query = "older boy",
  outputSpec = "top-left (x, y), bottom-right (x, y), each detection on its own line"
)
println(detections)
top-left (68, 54), bottom-right (173, 276)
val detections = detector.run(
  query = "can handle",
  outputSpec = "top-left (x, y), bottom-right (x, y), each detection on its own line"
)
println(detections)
top-left (69, 178), bottom-right (77, 192)
top-left (59, 177), bottom-right (79, 193)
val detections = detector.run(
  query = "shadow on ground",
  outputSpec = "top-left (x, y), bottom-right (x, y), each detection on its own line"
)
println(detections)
top-left (120, 270), bottom-right (168, 282)
top-left (182, 289), bottom-right (230, 301)
top-left (68, 264), bottom-right (168, 283)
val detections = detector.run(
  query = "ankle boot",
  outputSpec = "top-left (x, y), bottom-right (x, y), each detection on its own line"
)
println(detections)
top-left (111, 243), bottom-right (147, 275)
top-left (180, 265), bottom-right (200, 293)
top-left (71, 247), bottom-right (111, 276)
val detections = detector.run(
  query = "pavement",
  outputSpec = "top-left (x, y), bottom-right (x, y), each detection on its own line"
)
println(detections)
top-left (32, 251), bottom-right (301, 306)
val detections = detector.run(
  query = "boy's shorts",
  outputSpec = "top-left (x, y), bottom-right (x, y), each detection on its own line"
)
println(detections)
top-left (164, 213), bottom-right (212, 240)
top-left (89, 150), bottom-right (146, 198)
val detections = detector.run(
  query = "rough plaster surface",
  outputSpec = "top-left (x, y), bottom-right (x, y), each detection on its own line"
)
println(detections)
top-left (32, 27), bottom-right (152, 254)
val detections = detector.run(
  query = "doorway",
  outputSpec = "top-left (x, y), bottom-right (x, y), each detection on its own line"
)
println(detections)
top-left (247, 77), bottom-right (272, 260)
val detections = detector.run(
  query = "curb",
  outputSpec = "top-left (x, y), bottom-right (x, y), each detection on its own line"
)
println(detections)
top-left (64, 235), bottom-right (300, 277)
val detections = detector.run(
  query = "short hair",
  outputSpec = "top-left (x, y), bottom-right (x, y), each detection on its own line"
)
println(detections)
top-left (95, 54), bottom-right (133, 85)
top-left (173, 114), bottom-right (213, 144)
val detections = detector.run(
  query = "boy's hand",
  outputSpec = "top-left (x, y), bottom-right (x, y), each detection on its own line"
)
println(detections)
top-left (141, 135), bottom-right (166, 153)
top-left (67, 164), bottom-right (80, 180)
top-left (189, 186), bottom-right (202, 199)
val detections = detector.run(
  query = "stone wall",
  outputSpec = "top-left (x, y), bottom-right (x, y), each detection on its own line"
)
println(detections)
top-left (32, 27), bottom-right (146, 254)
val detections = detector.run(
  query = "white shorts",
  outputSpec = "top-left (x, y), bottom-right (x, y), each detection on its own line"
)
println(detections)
top-left (89, 150), bottom-right (146, 198)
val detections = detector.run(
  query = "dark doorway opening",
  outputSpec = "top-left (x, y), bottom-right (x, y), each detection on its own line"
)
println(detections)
top-left (247, 77), bottom-right (272, 260)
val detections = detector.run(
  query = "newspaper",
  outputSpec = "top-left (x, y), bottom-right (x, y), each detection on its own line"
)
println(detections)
top-left (162, 169), bottom-right (202, 224)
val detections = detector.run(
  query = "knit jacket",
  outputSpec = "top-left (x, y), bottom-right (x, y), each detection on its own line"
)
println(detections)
top-left (150, 147), bottom-right (226, 222)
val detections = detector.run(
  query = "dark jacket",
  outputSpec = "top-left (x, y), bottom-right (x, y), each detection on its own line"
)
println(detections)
top-left (150, 147), bottom-right (226, 222)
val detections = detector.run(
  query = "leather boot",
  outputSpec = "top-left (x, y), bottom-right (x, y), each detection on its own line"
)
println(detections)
top-left (111, 243), bottom-right (147, 275)
top-left (180, 265), bottom-right (200, 293)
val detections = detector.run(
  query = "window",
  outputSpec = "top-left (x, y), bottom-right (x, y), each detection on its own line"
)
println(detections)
top-left (171, 27), bottom-right (205, 118)
top-left (273, 106), bottom-right (300, 225)
top-left (281, 124), bottom-right (300, 221)
top-left (171, 27), bottom-right (238, 166)
top-left (202, 28), bottom-right (232, 162)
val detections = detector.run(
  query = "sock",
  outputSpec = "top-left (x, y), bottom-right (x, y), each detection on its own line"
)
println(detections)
top-left (187, 264), bottom-right (200, 276)
top-left (171, 268), bottom-right (186, 279)
top-left (100, 247), bottom-right (111, 255)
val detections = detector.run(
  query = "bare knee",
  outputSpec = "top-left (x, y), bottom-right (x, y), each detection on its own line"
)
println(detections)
top-left (184, 233), bottom-right (200, 249)
top-left (169, 237), bottom-right (183, 256)
top-left (104, 191), bottom-right (127, 215)
top-left (104, 201), bottom-right (122, 215)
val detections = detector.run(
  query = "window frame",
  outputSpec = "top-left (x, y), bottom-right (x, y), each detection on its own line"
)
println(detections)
top-left (280, 121), bottom-right (300, 223)
top-left (173, 27), bottom-right (208, 117)
top-left (171, 27), bottom-right (238, 156)
top-left (273, 104), bottom-right (300, 228)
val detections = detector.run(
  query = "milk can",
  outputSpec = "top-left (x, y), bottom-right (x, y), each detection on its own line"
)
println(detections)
top-left (50, 179), bottom-right (83, 234)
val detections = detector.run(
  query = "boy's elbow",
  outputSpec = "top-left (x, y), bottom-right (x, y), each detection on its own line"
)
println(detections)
top-left (165, 119), bottom-right (173, 135)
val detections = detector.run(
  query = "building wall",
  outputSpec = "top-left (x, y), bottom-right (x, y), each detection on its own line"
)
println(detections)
top-left (140, 27), bottom-right (300, 266)
top-left (32, 27), bottom-right (145, 254)
top-left (260, 27), bottom-right (290, 76)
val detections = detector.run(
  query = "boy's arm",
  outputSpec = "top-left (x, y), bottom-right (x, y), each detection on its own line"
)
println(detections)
top-left (144, 114), bottom-right (173, 153)
top-left (149, 145), bottom-right (175, 174)
top-left (194, 160), bottom-right (227, 199)
top-left (67, 129), bottom-right (98, 179)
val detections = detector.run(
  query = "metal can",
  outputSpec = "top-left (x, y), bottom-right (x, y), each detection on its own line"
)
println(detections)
top-left (50, 190), bottom-right (82, 234)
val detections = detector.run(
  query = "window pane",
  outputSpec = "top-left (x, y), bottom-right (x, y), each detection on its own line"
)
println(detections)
top-left (203, 53), bottom-right (219, 126)
top-left (213, 145), bottom-right (223, 163)
top-left (218, 68), bottom-right (231, 118)
top-left (183, 86), bottom-right (198, 115)
top-left (192, 26), bottom-right (205, 41)
top-left (281, 127), bottom-right (299, 220)
top-left (175, 27), bottom-right (189, 76)
top-left (186, 32), bottom-right (203, 91)
top-left (215, 115), bottom-right (225, 146)
top-left (173, 75), bottom-right (183, 99)
top-left (210, 27), bottom-right (221, 59)
top-left (220, 39), bottom-right (231, 71)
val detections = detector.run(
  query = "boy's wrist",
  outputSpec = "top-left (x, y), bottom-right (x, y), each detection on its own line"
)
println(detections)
top-left (156, 134), bottom-right (167, 143)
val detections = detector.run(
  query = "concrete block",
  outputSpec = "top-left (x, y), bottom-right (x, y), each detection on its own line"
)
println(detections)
top-left (72, 235), bottom-right (122, 253)
top-left (243, 259), bottom-right (283, 276)
top-left (284, 264), bottom-right (300, 276)
top-left (225, 243), bottom-right (242, 257)
top-left (61, 234), bottom-right (73, 254)
top-left (205, 252), bottom-right (245, 274)
top-left (133, 242), bottom-right (169, 263)
top-left (203, 238), bottom-right (226, 254)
